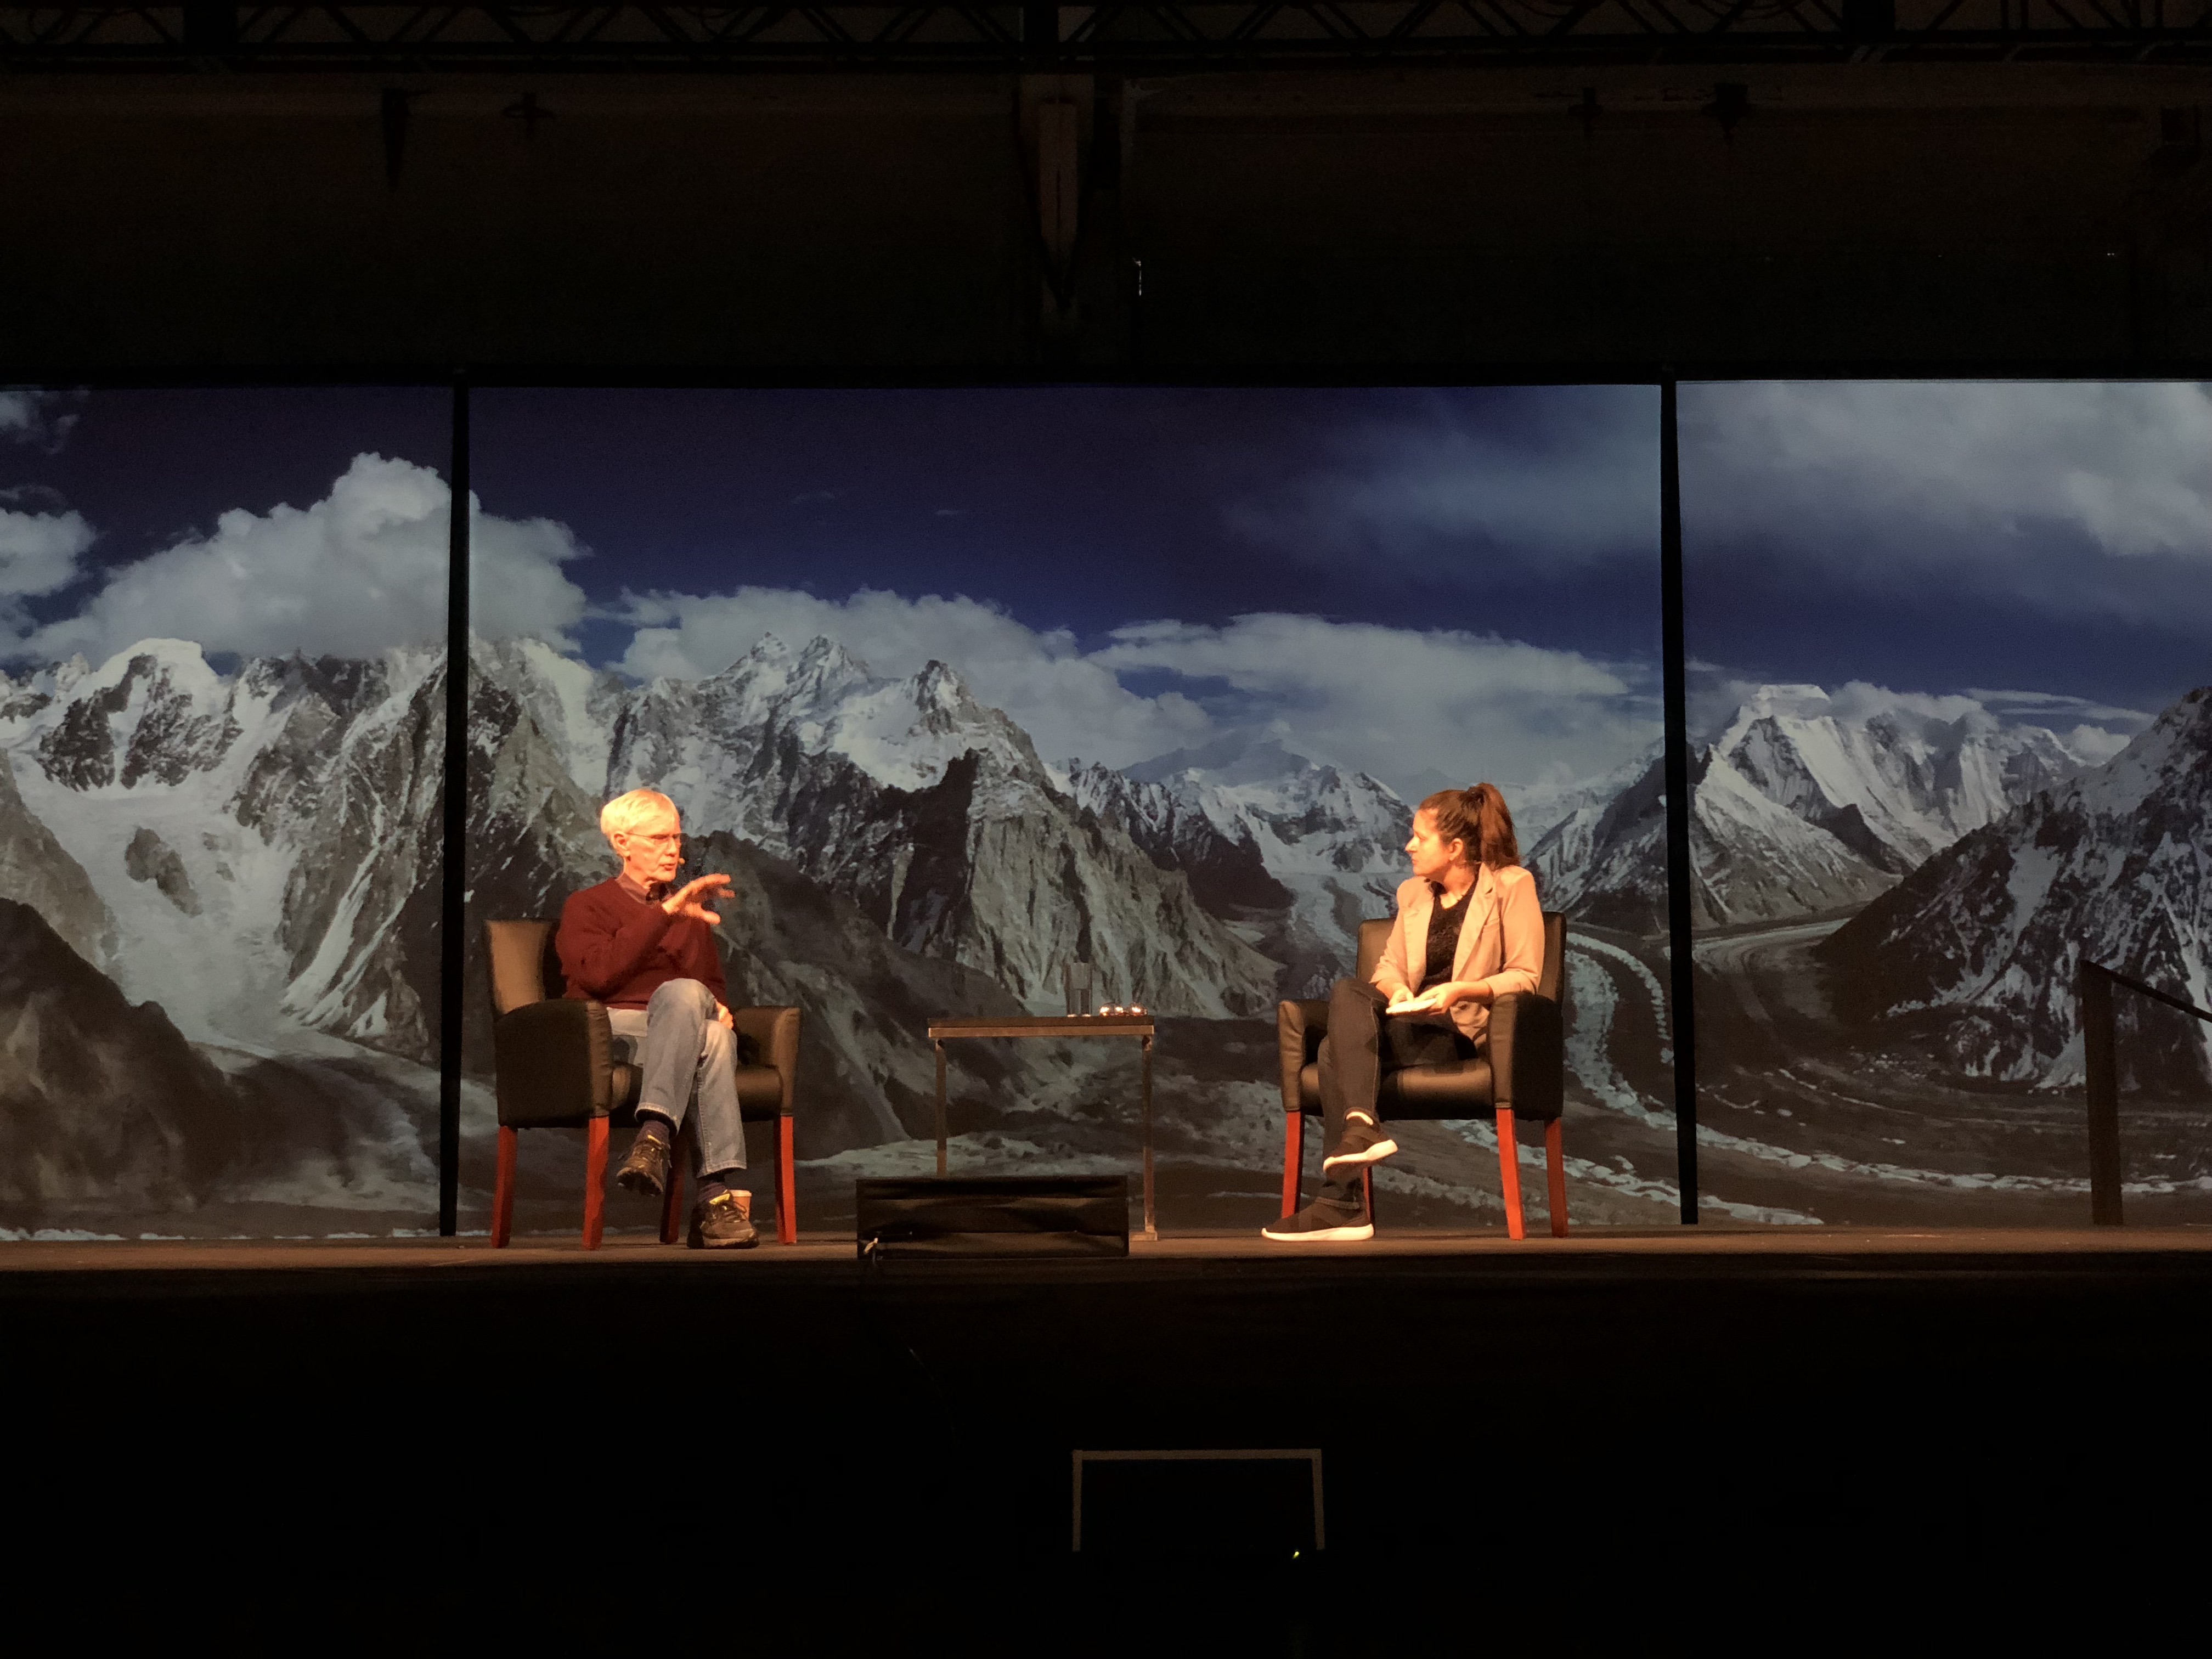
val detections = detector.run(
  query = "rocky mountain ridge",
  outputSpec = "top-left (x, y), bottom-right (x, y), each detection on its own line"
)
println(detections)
top-left (0, 638), bottom-right (447, 1058)
top-left (0, 633), bottom-right (1282, 1103)
top-left (1823, 685), bottom-right (2211, 1088)
top-left (1067, 733), bottom-right (1414, 997)
top-left (1528, 685), bottom-right (2102, 933)
top-left (481, 632), bottom-right (1281, 1018)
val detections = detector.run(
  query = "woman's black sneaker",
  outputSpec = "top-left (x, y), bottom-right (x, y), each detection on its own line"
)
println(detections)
top-left (1321, 1117), bottom-right (1399, 1175)
top-left (1261, 1200), bottom-right (1374, 1243)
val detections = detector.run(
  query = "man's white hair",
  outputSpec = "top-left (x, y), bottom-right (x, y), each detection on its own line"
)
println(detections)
top-left (600, 788), bottom-right (679, 845)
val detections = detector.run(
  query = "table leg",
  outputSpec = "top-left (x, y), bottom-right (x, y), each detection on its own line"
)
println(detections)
top-left (1141, 1034), bottom-right (1156, 1243)
top-left (934, 1040), bottom-right (948, 1177)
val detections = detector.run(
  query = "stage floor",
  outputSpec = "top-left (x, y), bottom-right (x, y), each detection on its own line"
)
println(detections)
top-left (6, 1222), bottom-right (2211, 1274)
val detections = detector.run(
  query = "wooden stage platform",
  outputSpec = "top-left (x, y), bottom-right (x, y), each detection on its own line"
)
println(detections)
top-left (10, 1223), bottom-right (2212, 1306)
top-left (9, 1222), bottom-right (2210, 1273)
top-left (17, 1221), bottom-right (2212, 1274)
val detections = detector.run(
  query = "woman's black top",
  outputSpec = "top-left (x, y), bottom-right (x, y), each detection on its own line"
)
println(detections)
top-left (1419, 883), bottom-right (1472, 991)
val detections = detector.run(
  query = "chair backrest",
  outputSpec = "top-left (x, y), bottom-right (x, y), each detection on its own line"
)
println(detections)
top-left (485, 919), bottom-right (563, 1015)
top-left (1537, 911), bottom-right (1566, 1001)
top-left (1355, 918), bottom-right (1391, 982)
top-left (1352, 907), bottom-right (1567, 999)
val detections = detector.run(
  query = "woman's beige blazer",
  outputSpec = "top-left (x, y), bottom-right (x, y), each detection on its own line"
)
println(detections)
top-left (1369, 862), bottom-right (1545, 1044)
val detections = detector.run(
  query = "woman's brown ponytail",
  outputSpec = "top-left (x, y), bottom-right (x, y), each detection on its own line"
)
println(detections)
top-left (1417, 781), bottom-right (1521, 870)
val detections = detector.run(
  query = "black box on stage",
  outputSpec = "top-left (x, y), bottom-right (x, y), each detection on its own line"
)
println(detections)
top-left (855, 1176), bottom-right (1130, 1260)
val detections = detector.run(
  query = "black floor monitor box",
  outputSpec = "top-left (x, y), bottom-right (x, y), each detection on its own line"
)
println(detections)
top-left (856, 1176), bottom-right (1130, 1260)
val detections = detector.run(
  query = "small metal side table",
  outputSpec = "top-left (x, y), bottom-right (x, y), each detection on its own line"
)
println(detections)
top-left (926, 1013), bottom-right (1159, 1242)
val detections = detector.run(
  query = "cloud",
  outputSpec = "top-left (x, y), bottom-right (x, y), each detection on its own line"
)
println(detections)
top-left (608, 588), bottom-right (1653, 796)
top-left (0, 505), bottom-right (95, 642)
top-left (1681, 381), bottom-right (2212, 635)
top-left (0, 388), bottom-right (85, 452)
top-left (1963, 686), bottom-right (2152, 726)
top-left (612, 586), bottom-right (1215, 769)
top-left (1228, 386), bottom-right (1660, 570)
top-left (10, 454), bottom-right (589, 665)
top-left (0, 507), bottom-right (93, 599)
top-left (1094, 616), bottom-right (1654, 795)
top-left (1687, 668), bottom-right (2145, 759)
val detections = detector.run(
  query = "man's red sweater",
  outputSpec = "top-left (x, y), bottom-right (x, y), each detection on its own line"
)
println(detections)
top-left (556, 877), bottom-right (727, 1009)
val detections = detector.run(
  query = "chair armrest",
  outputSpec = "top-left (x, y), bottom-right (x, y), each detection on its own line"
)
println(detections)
top-left (1488, 992), bottom-right (1564, 1121)
top-left (729, 1005), bottom-right (800, 1114)
top-left (1277, 999), bottom-right (1329, 1116)
top-left (493, 997), bottom-right (616, 1127)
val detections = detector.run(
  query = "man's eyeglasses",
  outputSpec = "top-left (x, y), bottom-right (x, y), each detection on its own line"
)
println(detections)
top-left (624, 831), bottom-right (685, 848)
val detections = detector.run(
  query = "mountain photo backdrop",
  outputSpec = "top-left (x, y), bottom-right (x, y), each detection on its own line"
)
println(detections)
top-left (0, 388), bottom-right (454, 1238)
top-left (1669, 382), bottom-right (2212, 1224)
top-left (3, 382), bottom-right (2200, 1238)
top-left (2, 383), bottom-right (1674, 1238)
top-left (464, 387), bottom-right (1671, 1235)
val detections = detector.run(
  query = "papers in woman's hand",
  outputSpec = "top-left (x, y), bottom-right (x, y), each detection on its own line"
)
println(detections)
top-left (1386, 988), bottom-right (1449, 1015)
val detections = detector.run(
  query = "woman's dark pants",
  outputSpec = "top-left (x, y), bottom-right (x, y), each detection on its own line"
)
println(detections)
top-left (1315, 979), bottom-right (1474, 1207)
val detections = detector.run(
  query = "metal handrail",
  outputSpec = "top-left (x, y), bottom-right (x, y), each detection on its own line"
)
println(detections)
top-left (2078, 961), bottom-right (2212, 1226)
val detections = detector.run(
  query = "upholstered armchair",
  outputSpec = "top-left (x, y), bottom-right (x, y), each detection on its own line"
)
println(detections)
top-left (484, 919), bottom-right (800, 1247)
top-left (1277, 911), bottom-right (1568, 1239)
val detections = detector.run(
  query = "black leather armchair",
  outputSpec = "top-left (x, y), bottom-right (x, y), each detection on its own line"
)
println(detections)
top-left (1277, 911), bottom-right (1568, 1239)
top-left (485, 919), bottom-right (800, 1247)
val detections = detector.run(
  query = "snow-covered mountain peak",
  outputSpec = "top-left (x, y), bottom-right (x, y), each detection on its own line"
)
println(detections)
top-left (829, 656), bottom-right (1049, 793)
top-left (84, 638), bottom-right (227, 700)
top-left (10, 639), bottom-right (244, 794)
top-left (1118, 732), bottom-right (1406, 835)
top-left (911, 659), bottom-right (968, 713)
top-left (1710, 683), bottom-right (2092, 873)
top-left (1065, 732), bottom-right (1418, 995)
top-left (470, 634), bottom-right (623, 794)
top-left (2061, 684), bottom-right (2210, 819)
top-left (715, 629), bottom-right (788, 669)
top-left (1124, 732), bottom-right (1311, 789)
top-left (1719, 682), bottom-right (1833, 735)
top-left (1826, 682), bottom-right (2210, 1087)
top-left (788, 633), bottom-right (874, 696)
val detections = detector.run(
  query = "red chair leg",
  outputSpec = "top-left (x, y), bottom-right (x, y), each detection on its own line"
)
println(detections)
top-left (1363, 1166), bottom-right (1376, 1229)
top-left (1280, 1111), bottom-right (1306, 1217)
top-left (1545, 1118), bottom-right (1570, 1238)
top-left (583, 1116), bottom-right (610, 1250)
top-left (492, 1126), bottom-right (517, 1248)
top-left (1496, 1108), bottom-right (1526, 1240)
top-left (777, 1114), bottom-right (797, 1245)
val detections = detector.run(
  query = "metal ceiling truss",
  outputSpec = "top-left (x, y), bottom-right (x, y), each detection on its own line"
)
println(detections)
top-left (3, 1), bottom-right (2211, 72)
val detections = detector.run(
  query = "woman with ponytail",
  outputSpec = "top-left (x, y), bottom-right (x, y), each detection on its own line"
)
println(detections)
top-left (1263, 782), bottom-right (1544, 1243)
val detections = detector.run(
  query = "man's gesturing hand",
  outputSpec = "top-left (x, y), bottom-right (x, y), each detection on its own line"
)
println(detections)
top-left (661, 873), bottom-right (732, 925)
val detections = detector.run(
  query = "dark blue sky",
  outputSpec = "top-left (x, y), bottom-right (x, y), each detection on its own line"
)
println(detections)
top-left (11, 382), bottom-right (2200, 726)
top-left (5, 383), bottom-right (1666, 675)
top-left (2, 388), bottom-right (448, 628)
top-left (469, 386), bottom-right (1665, 670)
top-left (1683, 544), bottom-right (2205, 719)
top-left (1680, 381), bottom-right (2212, 722)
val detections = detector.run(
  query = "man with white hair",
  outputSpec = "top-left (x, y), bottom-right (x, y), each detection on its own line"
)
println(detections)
top-left (555, 787), bottom-right (755, 1248)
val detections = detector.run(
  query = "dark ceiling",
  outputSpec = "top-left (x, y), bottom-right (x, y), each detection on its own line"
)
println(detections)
top-left (4, 3), bottom-right (2211, 374)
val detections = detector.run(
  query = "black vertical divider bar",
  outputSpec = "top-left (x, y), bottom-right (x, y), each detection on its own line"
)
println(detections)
top-left (1658, 377), bottom-right (1700, 1224)
top-left (438, 377), bottom-right (471, 1237)
top-left (2079, 963), bottom-right (2120, 1224)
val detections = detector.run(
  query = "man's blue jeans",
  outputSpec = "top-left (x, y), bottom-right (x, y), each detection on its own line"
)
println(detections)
top-left (606, 978), bottom-right (747, 1178)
